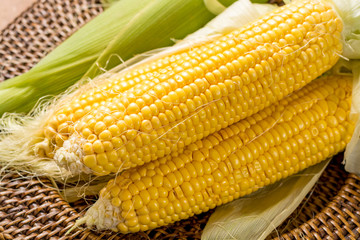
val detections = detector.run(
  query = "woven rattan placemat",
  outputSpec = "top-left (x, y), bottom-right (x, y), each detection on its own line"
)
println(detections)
top-left (1, 0), bottom-right (360, 239)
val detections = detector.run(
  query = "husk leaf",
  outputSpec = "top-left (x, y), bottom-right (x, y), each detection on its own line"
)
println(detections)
top-left (340, 61), bottom-right (360, 173)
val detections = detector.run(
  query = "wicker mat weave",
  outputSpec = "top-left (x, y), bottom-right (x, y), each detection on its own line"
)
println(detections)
top-left (1, 0), bottom-right (360, 239)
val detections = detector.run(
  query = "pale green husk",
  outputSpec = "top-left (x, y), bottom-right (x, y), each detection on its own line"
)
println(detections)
top-left (201, 159), bottom-right (330, 240)
top-left (341, 60), bottom-right (360, 174)
top-left (204, 0), bottom-right (227, 15)
top-left (329, 0), bottom-right (360, 59)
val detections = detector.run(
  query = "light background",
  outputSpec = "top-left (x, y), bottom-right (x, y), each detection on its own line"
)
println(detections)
top-left (0, 0), bottom-right (37, 30)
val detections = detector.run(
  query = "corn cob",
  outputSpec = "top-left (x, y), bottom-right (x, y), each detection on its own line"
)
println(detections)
top-left (82, 75), bottom-right (355, 233)
top-left (36, 0), bottom-right (343, 176)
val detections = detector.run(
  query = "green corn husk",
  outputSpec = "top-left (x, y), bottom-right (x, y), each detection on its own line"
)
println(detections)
top-left (0, 0), bottom-right (237, 116)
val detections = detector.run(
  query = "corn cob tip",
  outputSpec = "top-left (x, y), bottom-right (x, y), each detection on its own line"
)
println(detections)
top-left (53, 136), bottom-right (92, 175)
top-left (83, 197), bottom-right (121, 231)
top-left (34, 135), bottom-right (92, 175)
